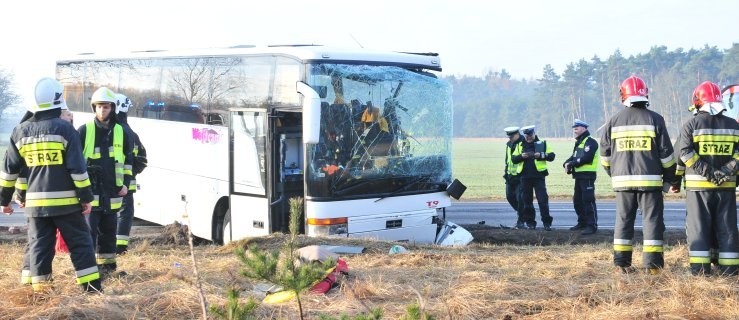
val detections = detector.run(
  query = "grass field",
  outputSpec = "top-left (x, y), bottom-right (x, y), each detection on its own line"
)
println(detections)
top-left (452, 138), bottom-right (616, 200)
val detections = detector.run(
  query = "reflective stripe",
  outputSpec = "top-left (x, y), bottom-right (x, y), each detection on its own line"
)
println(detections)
top-left (574, 137), bottom-right (599, 173)
top-left (129, 180), bottom-right (137, 191)
top-left (685, 175), bottom-right (736, 188)
top-left (682, 152), bottom-right (699, 167)
top-left (74, 178), bottom-right (92, 188)
top-left (117, 238), bottom-right (129, 246)
top-left (91, 195), bottom-right (100, 207)
top-left (26, 190), bottom-right (77, 199)
top-left (614, 239), bottom-right (632, 245)
top-left (15, 177), bottom-right (28, 190)
top-left (643, 245), bottom-right (663, 253)
top-left (643, 240), bottom-right (663, 246)
top-left (692, 134), bottom-right (739, 143)
top-left (694, 128), bottom-right (739, 136)
top-left (660, 154), bottom-right (675, 168)
top-left (719, 252), bottom-right (739, 258)
top-left (17, 135), bottom-right (68, 148)
top-left (111, 197), bottom-right (123, 210)
top-left (75, 265), bottom-right (99, 278)
top-left (611, 125), bottom-right (656, 137)
top-left (26, 198), bottom-right (79, 207)
top-left (0, 171), bottom-right (18, 180)
top-left (96, 252), bottom-right (116, 265)
top-left (71, 172), bottom-right (90, 181)
top-left (614, 244), bottom-right (633, 252)
top-left (611, 175), bottom-right (663, 188)
top-left (124, 164), bottom-right (133, 176)
top-left (718, 258), bottom-right (739, 266)
top-left (600, 156), bottom-right (610, 167)
top-left (0, 179), bottom-right (14, 188)
top-left (117, 235), bottom-right (130, 241)
top-left (76, 272), bottom-right (100, 284)
top-left (20, 269), bottom-right (31, 284)
top-left (690, 257), bottom-right (711, 264)
top-left (18, 141), bottom-right (65, 154)
top-left (31, 274), bottom-right (52, 283)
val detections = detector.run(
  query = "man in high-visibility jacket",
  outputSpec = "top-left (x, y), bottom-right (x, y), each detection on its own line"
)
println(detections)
top-left (78, 87), bottom-right (133, 277)
top-left (1, 77), bottom-right (102, 292)
top-left (114, 93), bottom-right (147, 254)
top-left (503, 126), bottom-right (524, 228)
top-left (511, 125), bottom-right (555, 230)
top-left (563, 119), bottom-right (599, 235)
top-left (600, 76), bottom-right (676, 274)
top-left (671, 81), bottom-right (739, 276)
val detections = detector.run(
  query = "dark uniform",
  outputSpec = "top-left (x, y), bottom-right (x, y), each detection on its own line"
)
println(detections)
top-left (601, 102), bottom-right (675, 271)
top-left (115, 109), bottom-right (147, 254)
top-left (563, 120), bottom-right (599, 234)
top-left (672, 82), bottom-right (739, 276)
top-left (503, 127), bottom-right (524, 228)
top-left (0, 93), bottom-right (101, 292)
top-left (78, 116), bottom-right (133, 274)
top-left (511, 126), bottom-right (555, 230)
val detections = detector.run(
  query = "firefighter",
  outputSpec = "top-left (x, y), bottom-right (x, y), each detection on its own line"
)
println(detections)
top-left (78, 87), bottom-right (133, 277)
top-left (1, 77), bottom-right (101, 292)
top-left (114, 93), bottom-right (147, 254)
top-left (503, 126), bottom-right (524, 228)
top-left (563, 119), bottom-right (599, 235)
top-left (511, 125), bottom-right (555, 230)
top-left (600, 75), bottom-right (676, 274)
top-left (671, 81), bottom-right (739, 276)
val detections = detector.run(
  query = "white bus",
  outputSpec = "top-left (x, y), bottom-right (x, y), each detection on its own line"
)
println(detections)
top-left (56, 45), bottom-right (469, 245)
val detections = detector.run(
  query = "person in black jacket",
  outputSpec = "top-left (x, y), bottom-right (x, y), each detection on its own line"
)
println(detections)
top-left (511, 125), bottom-right (556, 230)
top-left (1, 77), bottom-right (101, 292)
top-left (502, 126), bottom-right (524, 228)
top-left (563, 119), bottom-right (599, 235)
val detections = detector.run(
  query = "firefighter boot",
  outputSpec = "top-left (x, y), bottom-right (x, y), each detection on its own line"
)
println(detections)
top-left (116, 245), bottom-right (128, 255)
top-left (82, 279), bottom-right (103, 293)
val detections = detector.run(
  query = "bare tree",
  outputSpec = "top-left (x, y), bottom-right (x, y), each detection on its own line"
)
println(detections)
top-left (0, 68), bottom-right (21, 117)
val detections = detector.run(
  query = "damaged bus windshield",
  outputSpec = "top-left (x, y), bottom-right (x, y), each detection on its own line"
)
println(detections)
top-left (305, 63), bottom-right (453, 199)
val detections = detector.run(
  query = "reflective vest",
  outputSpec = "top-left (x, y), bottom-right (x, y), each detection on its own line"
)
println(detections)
top-left (83, 122), bottom-right (125, 210)
top-left (574, 136), bottom-right (599, 173)
top-left (506, 143), bottom-right (519, 176)
top-left (513, 140), bottom-right (550, 173)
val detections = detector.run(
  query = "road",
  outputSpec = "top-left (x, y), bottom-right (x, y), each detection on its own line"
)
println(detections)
top-left (0, 200), bottom-right (691, 230)
top-left (444, 200), bottom-right (690, 230)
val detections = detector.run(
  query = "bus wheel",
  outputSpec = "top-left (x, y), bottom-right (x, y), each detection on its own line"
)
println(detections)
top-left (214, 209), bottom-right (231, 245)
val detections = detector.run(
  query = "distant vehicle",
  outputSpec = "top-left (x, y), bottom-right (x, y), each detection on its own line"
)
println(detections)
top-left (722, 84), bottom-right (739, 122)
top-left (56, 45), bottom-right (469, 245)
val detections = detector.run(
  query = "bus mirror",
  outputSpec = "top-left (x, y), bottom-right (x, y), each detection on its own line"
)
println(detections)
top-left (297, 82), bottom-right (321, 144)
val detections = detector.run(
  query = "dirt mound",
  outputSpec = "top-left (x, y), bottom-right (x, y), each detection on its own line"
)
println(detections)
top-left (463, 224), bottom-right (687, 246)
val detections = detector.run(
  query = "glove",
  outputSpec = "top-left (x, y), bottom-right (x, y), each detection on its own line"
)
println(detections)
top-left (564, 162), bottom-right (573, 174)
top-left (691, 159), bottom-right (712, 178)
top-left (711, 165), bottom-right (734, 185)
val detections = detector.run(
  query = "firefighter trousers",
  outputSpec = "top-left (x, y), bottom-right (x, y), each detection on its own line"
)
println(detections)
top-left (88, 209), bottom-right (118, 271)
top-left (573, 178), bottom-right (598, 229)
top-left (505, 177), bottom-right (522, 224)
top-left (116, 193), bottom-right (135, 251)
top-left (520, 177), bottom-right (553, 228)
top-left (26, 212), bottom-right (99, 288)
top-left (613, 191), bottom-right (665, 269)
top-left (686, 190), bottom-right (739, 275)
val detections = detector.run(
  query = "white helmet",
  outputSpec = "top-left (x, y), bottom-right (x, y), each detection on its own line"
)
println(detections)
top-left (32, 77), bottom-right (67, 113)
top-left (90, 87), bottom-right (117, 113)
top-left (115, 93), bottom-right (132, 114)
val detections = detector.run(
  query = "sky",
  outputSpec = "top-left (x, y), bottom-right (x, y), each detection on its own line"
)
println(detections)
top-left (0, 0), bottom-right (736, 109)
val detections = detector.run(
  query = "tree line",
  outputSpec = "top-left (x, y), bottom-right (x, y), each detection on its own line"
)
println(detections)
top-left (447, 43), bottom-right (739, 138)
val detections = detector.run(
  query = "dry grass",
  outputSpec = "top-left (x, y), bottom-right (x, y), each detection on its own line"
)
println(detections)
top-left (1, 226), bottom-right (738, 320)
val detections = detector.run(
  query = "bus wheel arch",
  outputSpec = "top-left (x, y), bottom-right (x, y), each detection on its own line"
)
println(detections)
top-left (212, 197), bottom-right (230, 245)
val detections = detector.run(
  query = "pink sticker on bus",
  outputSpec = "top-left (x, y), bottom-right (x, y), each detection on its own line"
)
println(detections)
top-left (192, 128), bottom-right (220, 144)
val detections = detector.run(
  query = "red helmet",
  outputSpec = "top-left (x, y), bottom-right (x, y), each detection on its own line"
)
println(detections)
top-left (620, 75), bottom-right (649, 106)
top-left (692, 81), bottom-right (724, 114)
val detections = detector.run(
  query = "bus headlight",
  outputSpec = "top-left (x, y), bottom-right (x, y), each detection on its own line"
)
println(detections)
top-left (307, 217), bottom-right (348, 236)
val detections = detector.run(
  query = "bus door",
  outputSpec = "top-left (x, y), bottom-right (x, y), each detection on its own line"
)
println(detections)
top-left (269, 111), bottom-right (305, 233)
top-left (229, 109), bottom-right (270, 240)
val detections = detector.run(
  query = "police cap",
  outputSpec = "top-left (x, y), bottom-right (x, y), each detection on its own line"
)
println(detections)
top-left (503, 126), bottom-right (520, 136)
top-left (521, 125), bottom-right (535, 135)
top-left (572, 119), bottom-right (589, 128)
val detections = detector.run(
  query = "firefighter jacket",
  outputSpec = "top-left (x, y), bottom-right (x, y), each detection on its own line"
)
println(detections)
top-left (674, 112), bottom-right (739, 190)
top-left (117, 113), bottom-right (147, 192)
top-left (504, 136), bottom-right (523, 179)
top-left (511, 137), bottom-right (555, 178)
top-left (0, 110), bottom-right (94, 217)
top-left (600, 106), bottom-right (676, 191)
top-left (78, 118), bottom-right (133, 211)
top-left (564, 130), bottom-right (599, 180)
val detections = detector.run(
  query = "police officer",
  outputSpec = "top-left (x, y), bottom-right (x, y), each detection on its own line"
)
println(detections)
top-left (511, 125), bottom-right (555, 230)
top-left (600, 75), bottom-right (676, 274)
top-left (114, 93), bottom-right (147, 254)
top-left (78, 87), bottom-right (133, 277)
top-left (503, 126), bottom-right (524, 228)
top-left (563, 119), bottom-right (599, 235)
top-left (0, 77), bottom-right (101, 292)
top-left (671, 81), bottom-right (739, 276)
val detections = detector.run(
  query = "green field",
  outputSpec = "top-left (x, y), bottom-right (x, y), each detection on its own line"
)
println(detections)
top-left (452, 138), bottom-right (615, 200)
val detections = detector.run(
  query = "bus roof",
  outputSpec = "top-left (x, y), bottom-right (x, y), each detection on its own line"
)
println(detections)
top-left (56, 45), bottom-right (442, 71)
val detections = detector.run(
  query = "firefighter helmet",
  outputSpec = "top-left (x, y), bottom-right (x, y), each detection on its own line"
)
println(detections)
top-left (692, 81), bottom-right (724, 114)
top-left (115, 93), bottom-right (132, 114)
top-left (90, 87), bottom-right (117, 113)
top-left (31, 77), bottom-right (67, 113)
top-left (620, 76), bottom-right (649, 106)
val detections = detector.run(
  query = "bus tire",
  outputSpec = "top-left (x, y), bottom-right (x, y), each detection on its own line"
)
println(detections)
top-left (213, 208), bottom-right (231, 245)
